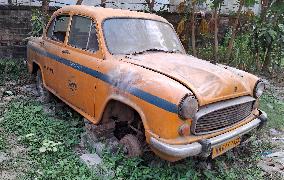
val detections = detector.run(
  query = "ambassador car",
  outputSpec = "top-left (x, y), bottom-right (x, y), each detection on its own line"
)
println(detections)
top-left (27, 5), bottom-right (267, 161)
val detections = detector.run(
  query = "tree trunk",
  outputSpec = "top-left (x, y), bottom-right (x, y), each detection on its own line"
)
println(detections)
top-left (213, 7), bottom-right (219, 63)
top-left (146, 0), bottom-right (155, 12)
top-left (191, 1), bottom-right (197, 57)
top-left (76, 0), bottom-right (84, 5)
top-left (101, 0), bottom-right (106, 7)
top-left (262, 45), bottom-right (272, 75)
top-left (42, 0), bottom-right (49, 25)
top-left (226, 0), bottom-right (244, 61)
top-left (261, 0), bottom-right (269, 21)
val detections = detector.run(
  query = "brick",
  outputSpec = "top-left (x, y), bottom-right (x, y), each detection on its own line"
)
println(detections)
top-left (0, 10), bottom-right (10, 16)
top-left (1, 34), bottom-right (10, 41)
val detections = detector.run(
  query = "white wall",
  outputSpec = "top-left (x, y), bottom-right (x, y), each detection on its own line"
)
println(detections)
top-left (0, 0), bottom-right (76, 6)
top-left (82, 0), bottom-right (170, 11)
top-left (0, 0), bottom-right (8, 5)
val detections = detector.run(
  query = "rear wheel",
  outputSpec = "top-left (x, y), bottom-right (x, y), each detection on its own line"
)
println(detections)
top-left (36, 69), bottom-right (52, 103)
top-left (119, 134), bottom-right (142, 157)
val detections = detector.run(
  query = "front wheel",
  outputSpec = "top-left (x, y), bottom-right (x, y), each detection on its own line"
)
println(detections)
top-left (119, 134), bottom-right (142, 157)
top-left (36, 69), bottom-right (52, 103)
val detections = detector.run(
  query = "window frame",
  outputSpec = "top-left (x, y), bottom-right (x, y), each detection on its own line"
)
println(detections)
top-left (67, 14), bottom-right (101, 54)
top-left (44, 14), bottom-right (71, 44)
top-left (46, 18), bottom-right (55, 39)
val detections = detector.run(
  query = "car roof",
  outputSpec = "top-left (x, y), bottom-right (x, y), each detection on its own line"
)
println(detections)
top-left (54, 5), bottom-right (168, 23)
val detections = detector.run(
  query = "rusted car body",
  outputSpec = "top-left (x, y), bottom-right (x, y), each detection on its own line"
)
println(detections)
top-left (27, 5), bottom-right (267, 161)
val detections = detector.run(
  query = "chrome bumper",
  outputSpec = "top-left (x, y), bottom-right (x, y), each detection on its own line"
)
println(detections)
top-left (150, 111), bottom-right (267, 158)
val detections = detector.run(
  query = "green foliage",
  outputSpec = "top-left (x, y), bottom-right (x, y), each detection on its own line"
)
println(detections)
top-left (243, 0), bottom-right (258, 7)
top-left (197, 33), bottom-right (255, 71)
top-left (98, 152), bottom-right (202, 179)
top-left (229, 33), bottom-right (255, 71)
top-left (260, 93), bottom-right (284, 130)
top-left (30, 9), bottom-right (46, 37)
top-left (210, 0), bottom-right (224, 8)
top-left (0, 100), bottom-right (97, 179)
top-left (0, 134), bottom-right (7, 151)
top-left (0, 58), bottom-right (28, 85)
top-left (245, 1), bottom-right (284, 73)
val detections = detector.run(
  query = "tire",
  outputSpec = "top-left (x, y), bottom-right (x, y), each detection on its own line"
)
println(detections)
top-left (119, 134), bottom-right (142, 157)
top-left (36, 69), bottom-right (52, 103)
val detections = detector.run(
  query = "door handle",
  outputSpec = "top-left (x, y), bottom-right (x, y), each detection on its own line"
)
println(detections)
top-left (62, 50), bottom-right (70, 54)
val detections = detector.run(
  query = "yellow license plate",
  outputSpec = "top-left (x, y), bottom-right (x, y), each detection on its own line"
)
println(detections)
top-left (212, 137), bottom-right (241, 158)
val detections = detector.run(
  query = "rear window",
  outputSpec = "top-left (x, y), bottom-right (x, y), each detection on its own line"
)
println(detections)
top-left (68, 15), bottom-right (99, 52)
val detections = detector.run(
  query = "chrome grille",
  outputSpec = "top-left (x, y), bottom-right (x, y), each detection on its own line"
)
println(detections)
top-left (192, 96), bottom-right (255, 135)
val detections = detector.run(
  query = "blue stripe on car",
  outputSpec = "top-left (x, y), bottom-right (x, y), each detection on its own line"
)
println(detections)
top-left (28, 44), bottom-right (178, 113)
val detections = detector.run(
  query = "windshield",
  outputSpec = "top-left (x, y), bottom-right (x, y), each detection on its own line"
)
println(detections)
top-left (103, 18), bottom-right (184, 55)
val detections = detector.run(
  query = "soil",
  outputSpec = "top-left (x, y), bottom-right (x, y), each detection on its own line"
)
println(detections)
top-left (262, 76), bottom-right (284, 101)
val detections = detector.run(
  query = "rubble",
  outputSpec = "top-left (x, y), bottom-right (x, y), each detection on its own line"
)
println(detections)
top-left (80, 153), bottom-right (102, 168)
top-left (270, 128), bottom-right (283, 136)
top-left (258, 151), bottom-right (284, 177)
top-left (0, 152), bottom-right (10, 163)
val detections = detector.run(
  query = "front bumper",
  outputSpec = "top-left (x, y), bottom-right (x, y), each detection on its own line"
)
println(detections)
top-left (150, 110), bottom-right (267, 158)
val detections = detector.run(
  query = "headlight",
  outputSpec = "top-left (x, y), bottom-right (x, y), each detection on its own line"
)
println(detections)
top-left (254, 81), bottom-right (265, 98)
top-left (178, 94), bottom-right (198, 120)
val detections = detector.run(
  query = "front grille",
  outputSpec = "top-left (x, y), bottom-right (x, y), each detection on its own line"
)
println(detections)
top-left (193, 98), bottom-right (254, 135)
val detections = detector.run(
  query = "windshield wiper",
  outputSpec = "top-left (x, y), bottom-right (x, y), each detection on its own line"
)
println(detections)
top-left (128, 48), bottom-right (174, 55)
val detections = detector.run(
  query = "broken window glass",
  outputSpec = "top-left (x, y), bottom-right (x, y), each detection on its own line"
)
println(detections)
top-left (53, 15), bottom-right (70, 42)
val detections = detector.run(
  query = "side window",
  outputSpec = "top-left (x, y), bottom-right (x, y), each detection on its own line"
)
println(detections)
top-left (46, 19), bottom-right (55, 38)
top-left (52, 15), bottom-right (70, 42)
top-left (68, 16), bottom-right (92, 49)
top-left (87, 23), bottom-right (99, 52)
top-left (68, 15), bottom-right (99, 52)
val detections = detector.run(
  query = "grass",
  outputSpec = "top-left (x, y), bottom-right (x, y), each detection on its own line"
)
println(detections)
top-left (0, 133), bottom-right (7, 152)
top-left (0, 100), bottom-right (97, 179)
top-left (260, 93), bottom-right (284, 130)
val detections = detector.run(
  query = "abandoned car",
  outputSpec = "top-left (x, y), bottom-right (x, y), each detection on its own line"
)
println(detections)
top-left (27, 5), bottom-right (267, 161)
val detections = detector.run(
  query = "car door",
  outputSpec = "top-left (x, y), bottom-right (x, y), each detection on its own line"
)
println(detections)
top-left (59, 15), bottom-right (102, 117)
top-left (43, 14), bottom-right (71, 94)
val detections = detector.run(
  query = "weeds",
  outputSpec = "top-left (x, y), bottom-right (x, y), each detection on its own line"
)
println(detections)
top-left (260, 93), bottom-right (284, 130)
top-left (0, 58), bottom-right (29, 85)
top-left (0, 133), bottom-right (7, 151)
top-left (0, 100), bottom-right (97, 179)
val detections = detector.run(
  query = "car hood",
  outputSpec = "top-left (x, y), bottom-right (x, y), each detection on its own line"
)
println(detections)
top-left (119, 52), bottom-right (258, 106)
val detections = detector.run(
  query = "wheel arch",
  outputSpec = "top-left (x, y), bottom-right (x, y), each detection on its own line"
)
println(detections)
top-left (97, 95), bottom-right (150, 132)
top-left (31, 61), bottom-right (40, 75)
top-left (32, 60), bottom-right (48, 88)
